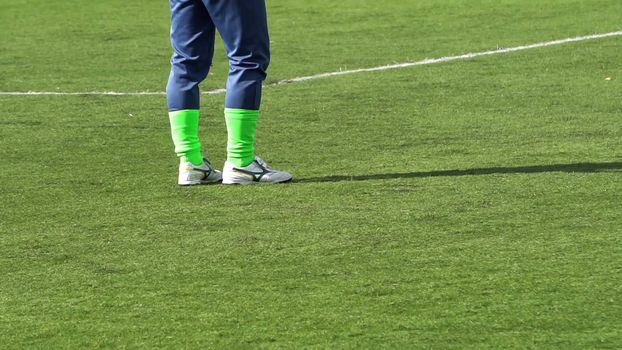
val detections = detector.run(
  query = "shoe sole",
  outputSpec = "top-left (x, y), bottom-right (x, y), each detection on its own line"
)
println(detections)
top-left (222, 177), bottom-right (293, 185)
top-left (178, 179), bottom-right (223, 186)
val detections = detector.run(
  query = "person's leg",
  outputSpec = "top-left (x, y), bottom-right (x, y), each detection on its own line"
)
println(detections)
top-left (167, 0), bottom-right (216, 166)
top-left (203, 0), bottom-right (270, 168)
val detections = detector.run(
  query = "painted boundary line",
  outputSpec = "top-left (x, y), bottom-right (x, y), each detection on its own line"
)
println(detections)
top-left (1, 31), bottom-right (621, 97)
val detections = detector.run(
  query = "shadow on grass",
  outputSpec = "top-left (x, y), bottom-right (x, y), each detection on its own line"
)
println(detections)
top-left (297, 161), bottom-right (622, 183)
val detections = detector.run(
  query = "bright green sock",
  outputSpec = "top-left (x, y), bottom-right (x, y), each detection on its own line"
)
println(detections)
top-left (225, 108), bottom-right (259, 167)
top-left (169, 109), bottom-right (203, 166)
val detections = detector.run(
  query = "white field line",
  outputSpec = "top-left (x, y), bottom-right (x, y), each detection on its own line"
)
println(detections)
top-left (1, 31), bottom-right (620, 97)
top-left (277, 31), bottom-right (622, 84)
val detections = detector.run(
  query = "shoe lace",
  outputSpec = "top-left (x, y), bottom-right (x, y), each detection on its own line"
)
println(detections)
top-left (254, 156), bottom-right (273, 171)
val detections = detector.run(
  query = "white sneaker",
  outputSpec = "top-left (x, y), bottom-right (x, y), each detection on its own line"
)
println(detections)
top-left (178, 157), bottom-right (223, 186)
top-left (222, 156), bottom-right (293, 185)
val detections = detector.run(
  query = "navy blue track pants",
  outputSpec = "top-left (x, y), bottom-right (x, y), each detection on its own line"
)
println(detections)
top-left (166, 0), bottom-right (270, 111)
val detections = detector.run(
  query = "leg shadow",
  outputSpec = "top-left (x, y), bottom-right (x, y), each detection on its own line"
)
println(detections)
top-left (297, 161), bottom-right (622, 183)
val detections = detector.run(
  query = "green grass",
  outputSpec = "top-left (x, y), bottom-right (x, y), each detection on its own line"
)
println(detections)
top-left (1, 0), bottom-right (621, 348)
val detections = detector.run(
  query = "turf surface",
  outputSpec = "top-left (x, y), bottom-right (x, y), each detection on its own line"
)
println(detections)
top-left (1, 0), bottom-right (621, 348)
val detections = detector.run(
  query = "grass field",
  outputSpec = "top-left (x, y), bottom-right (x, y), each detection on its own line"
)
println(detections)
top-left (1, 0), bottom-right (621, 348)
